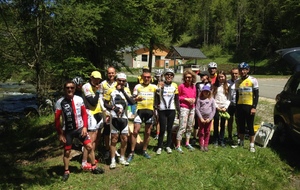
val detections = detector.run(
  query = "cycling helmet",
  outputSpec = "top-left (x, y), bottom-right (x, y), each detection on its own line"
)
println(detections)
top-left (164, 68), bottom-right (175, 75)
top-left (72, 76), bottom-right (84, 85)
top-left (208, 62), bottom-right (217, 69)
top-left (238, 62), bottom-right (250, 69)
top-left (155, 69), bottom-right (164, 76)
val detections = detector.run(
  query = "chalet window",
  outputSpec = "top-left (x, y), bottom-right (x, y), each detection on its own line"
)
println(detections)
top-left (142, 55), bottom-right (148, 62)
top-left (155, 56), bottom-right (161, 61)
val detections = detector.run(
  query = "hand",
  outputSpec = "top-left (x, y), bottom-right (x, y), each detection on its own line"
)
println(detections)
top-left (251, 108), bottom-right (256, 115)
top-left (59, 134), bottom-right (66, 143)
top-left (135, 96), bottom-right (144, 102)
top-left (81, 127), bottom-right (88, 137)
top-left (158, 81), bottom-right (164, 88)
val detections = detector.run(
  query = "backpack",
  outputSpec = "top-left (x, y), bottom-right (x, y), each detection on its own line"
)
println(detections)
top-left (254, 122), bottom-right (276, 147)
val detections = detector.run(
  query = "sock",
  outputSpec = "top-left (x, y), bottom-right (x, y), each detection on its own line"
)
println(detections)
top-left (120, 156), bottom-right (125, 160)
top-left (111, 157), bottom-right (116, 163)
top-left (82, 160), bottom-right (87, 166)
top-left (250, 142), bottom-right (255, 148)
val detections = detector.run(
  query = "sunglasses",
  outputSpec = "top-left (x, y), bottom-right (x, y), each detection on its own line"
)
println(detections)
top-left (65, 86), bottom-right (75, 89)
top-left (165, 73), bottom-right (174, 76)
top-left (143, 76), bottom-right (151, 79)
top-left (118, 79), bottom-right (126, 83)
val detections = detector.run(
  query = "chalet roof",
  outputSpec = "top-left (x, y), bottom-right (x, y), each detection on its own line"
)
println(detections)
top-left (165, 46), bottom-right (206, 60)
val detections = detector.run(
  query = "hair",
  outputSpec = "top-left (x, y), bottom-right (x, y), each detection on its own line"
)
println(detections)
top-left (142, 70), bottom-right (151, 76)
top-left (230, 68), bottom-right (238, 74)
top-left (182, 69), bottom-right (197, 83)
top-left (107, 66), bottom-right (116, 73)
top-left (212, 70), bottom-right (228, 97)
top-left (64, 80), bottom-right (75, 89)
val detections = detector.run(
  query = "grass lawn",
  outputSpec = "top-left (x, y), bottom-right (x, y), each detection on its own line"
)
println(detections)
top-left (1, 99), bottom-right (300, 190)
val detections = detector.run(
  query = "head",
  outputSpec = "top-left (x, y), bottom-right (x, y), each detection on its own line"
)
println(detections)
top-left (142, 70), bottom-right (152, 85)
top-left (64, 80), bottom-right (76, 99)
top-left (238, 62), bottom-right (250, 79)
top-left (107, 66), bottom-right (116, 82)
top-left (90, 71), bottom-right (102, 86)
top-left (213, 70), bottom-right (228, 97)
top-left (72, 76), bottom-right (84, 91)
top-left (182, 69), bottom-right (197, 84)
top-left (164, 68), bottom-right (174, 83)
top-left (199, 71), bottom-right (210, 83)
top-left (116, 73), bottom-right (127, 87)
top-left (230, 68), bottom-right (239, 81)
top-left (201, 85), bottom-right (211, 98)
top-left (208, 62), bottom-right (218, 75)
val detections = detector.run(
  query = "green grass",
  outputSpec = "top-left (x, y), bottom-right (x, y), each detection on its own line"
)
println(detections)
top-left (0, 103), bottom-right (299, 190)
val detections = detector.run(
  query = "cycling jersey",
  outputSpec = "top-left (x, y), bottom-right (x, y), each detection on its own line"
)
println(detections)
top-left (55, 95), bottom-right (88, 133)
top-left (158, 82), bottom-right (178, 110)
top-left (235, 76), bottom-right (259, 106)
top-left (100, 80), bottom-right (117, 96)
top-left (104, 87), bottom-right (132, 119)
top-left (227, 79), bottom-right (237, 106)
top-left (133, 83), bottom-right (157, 110)
top-left (82, 82), bottom-right (102, 115)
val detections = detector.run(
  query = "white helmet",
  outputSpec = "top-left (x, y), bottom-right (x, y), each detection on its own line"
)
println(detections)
top-left (208, 62), bottom-right (217, 69)
top-left (164, 68), bottom-right (175, 75)
top-left (155, 69), bottom-right (164, 76)
top-left (72, 76), bottom-right (84, 85)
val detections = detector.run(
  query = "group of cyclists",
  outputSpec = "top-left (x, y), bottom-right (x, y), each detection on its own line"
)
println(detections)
top-left (54, 62), bottom-right (259, 181)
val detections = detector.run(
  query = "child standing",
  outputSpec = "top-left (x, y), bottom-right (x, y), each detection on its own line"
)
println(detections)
top-left (195, 85), bottom-right (216, 151)
top-left (212, 71), bottom-right (230, 147)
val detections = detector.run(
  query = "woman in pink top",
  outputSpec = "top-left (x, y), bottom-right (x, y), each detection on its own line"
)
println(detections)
top-left (175, 69), bottom-right (197, 153)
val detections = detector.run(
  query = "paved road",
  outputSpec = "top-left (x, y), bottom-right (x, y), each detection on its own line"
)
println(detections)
top-left (173, 75), bottom-right (289, 100)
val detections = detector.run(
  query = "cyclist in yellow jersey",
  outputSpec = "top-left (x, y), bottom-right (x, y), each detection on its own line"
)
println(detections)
top-left (127, 70), bottom-right (157, 162)
top-left (81, 71), bottom-right (103, 170)
top-left (99, 66), bottom-right (118, 160)
top-left (235, 62), bottom-right (259, 153)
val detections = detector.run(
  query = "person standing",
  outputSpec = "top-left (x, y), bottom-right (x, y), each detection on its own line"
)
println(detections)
top-left (176, 69), bottom-right (197, 153)
top-left (227, 68), bottom-right (239, 144)
top-left (55, 80), bottom-right (104, 181)
top-left (99, 66), bottom-right (118, 160)
top-left (155, 68), bottom-right (180, 155)
top-left (104, 73), bottom-right (135, 169)
top-left (212, 71), bottom-right (230, 147)
top-left (235, 62), bottom-right (259, 152)
top-left (208, 62), bottom-right (218, 85)
top-left (81, 71), bottom-right (103, 170)
top-left (127, 70), bottom-right (157, 162)
top-left (195, 85), bottom-right (216, 152)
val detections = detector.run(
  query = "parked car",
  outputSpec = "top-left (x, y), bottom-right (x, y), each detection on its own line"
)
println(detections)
top-left (273, 47), bottom-right (300, 144)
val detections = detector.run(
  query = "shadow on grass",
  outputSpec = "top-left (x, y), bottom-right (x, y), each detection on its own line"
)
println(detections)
top-left (0, 118), bottom-right (65, 189)
top-left (270, 142), bottom-right (300, 170)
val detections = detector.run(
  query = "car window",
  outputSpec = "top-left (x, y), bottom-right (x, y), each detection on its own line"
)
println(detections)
top-left (287, 74), bottom-right (300, 94)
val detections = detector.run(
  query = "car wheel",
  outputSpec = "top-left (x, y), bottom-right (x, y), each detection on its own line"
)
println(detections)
top-left (271, 120), bottom-right (289, 146)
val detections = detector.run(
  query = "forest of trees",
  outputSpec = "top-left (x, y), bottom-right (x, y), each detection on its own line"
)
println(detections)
top-left (1, 0), bottom-right (300, 96)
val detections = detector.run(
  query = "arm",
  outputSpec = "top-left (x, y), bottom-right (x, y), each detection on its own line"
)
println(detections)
top-left (85, 92), bottom-right (100, 107)
top-left (195, 99), bottom-right (203, 120)
top-left (209, 99), bottom-right (216, 121)
top-left (252, 89), bottom-right (259, 109)
top-left (55, 109), bottom-right (63, 135)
